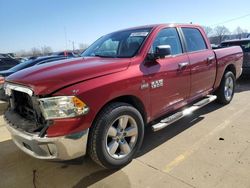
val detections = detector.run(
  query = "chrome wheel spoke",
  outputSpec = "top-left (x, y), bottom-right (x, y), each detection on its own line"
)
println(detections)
top-left (118, 116), bottom-right (129, 130)
top-left (229, 80), bottom-right (234, 88)
top-left (107, 126), bottom-right (117, 137)
top-left (108, 140), bottom-right (119, 155)
top-left (105, 115), bottom-right (138, 159)
top-left (124, 127), bottom-right (138, 137)
top-left (224, 77), bottom-right (234, 100)
top-left (225, 78), bottom-right (229, 86)
top-left (224, 86), bottom-right (228, 92)
top-left (119, 140), bottom-right (131, 154)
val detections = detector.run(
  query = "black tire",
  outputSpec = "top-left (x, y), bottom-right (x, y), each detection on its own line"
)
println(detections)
top-left (216, 71), bottom-right (236, 104)
top-left (88, 102), bottom-right (144, 169)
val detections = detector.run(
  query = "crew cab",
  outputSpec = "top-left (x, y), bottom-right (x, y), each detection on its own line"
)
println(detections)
top-left (4, 24), bottom-right (243, 169)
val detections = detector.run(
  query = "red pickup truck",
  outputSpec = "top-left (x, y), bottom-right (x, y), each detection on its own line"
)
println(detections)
top-left (4, 24), bottom-right (243, 169)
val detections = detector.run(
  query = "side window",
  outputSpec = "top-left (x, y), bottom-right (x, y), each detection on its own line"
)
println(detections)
top-left (182, 28), bottom-right (207, 52)
top-left (151, 28), bottom-right (183, 55)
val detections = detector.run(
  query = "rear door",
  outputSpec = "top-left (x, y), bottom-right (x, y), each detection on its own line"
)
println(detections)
top-left (181, 27), bottom-right (216, 98)
top-left (145, 27), bottom-right (191, 118)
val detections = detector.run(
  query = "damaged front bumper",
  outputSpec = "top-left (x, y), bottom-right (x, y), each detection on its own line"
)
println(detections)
top-left (5, 120), bottom-right (89, 160)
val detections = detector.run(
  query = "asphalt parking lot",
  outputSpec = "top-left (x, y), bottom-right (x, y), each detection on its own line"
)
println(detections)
top-left (0, 77), bottom-right (249, 188)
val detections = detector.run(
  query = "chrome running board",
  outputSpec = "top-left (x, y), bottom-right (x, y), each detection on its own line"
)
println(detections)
top-left (152, 95), bottom-right (217, 132)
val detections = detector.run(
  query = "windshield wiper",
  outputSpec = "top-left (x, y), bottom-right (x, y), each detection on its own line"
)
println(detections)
top-left (93, 54), bottom-right (116, 58)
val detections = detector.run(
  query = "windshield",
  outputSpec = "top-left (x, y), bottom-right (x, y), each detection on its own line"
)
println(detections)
top-left (221, 41), bottom-right (250, 53)
top-left (81, 28), bottom-right (152, 58)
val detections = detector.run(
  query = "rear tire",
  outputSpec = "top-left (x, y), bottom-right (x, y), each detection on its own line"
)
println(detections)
top-left (216, 71), bottom-right (235, 104)
top-left (88, 102), bottom-right (144, 169)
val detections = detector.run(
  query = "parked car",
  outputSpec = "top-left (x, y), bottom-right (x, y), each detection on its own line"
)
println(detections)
top-left (211, 44), bottom-right (219, 49)
top-left (3, 24), bottom-right (243, 169)
top-left (0, 55), bottom-right (69, 100)
top-left (0, 55), bottom-right (20, 71)
top-left (52, 51), bottom-right (79, 57)
top-left (0, 55), bottom-right (68, 78)
top-left (220, 38), bottom-right (250, 75)
top-left (15, 57), bottom-right (29, 63)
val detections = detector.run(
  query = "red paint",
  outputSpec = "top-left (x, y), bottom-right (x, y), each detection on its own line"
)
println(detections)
top-left (6, 24), bottom-right (243, 137)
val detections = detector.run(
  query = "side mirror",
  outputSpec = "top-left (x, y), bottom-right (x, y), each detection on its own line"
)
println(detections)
top-left (155, 45), bottom-right (172, 59)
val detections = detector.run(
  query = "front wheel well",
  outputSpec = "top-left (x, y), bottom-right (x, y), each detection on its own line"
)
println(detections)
top-left (96, 95), bottom-right (147, 125)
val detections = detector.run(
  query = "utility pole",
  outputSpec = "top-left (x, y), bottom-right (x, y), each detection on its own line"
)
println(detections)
top-left (64, 27), bottom-right (68, 51)
top-left (68, 40), bottom-right (75, 52)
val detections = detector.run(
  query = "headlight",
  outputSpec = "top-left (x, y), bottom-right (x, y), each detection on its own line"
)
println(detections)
top-left (0, 76), bottom-right (5, 88)
top-left (39, 96), bottom-right (89, 120)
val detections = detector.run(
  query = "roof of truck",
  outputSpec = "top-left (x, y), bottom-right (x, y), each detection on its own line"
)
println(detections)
top-left (116, 23), bottom-right (202, 32)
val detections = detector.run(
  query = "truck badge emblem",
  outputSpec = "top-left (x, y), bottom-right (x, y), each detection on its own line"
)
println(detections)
top-left (72, 89), bottom-right (79, 94)
top-left (151, 79), bottom-right (164, 89)
top-left (141, 80), bottom-right (149, 90)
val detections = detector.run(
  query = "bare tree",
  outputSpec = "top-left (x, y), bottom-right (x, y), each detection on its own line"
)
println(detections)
top-left (242, 29), bottom-right (249, 38)
top-left (202, 26), bottom-right (213, 37)
top-left (234, 26), bottom-right (244, 39)
top-left (79, 43), bottom-right (89, 51)
top-left (31, 47), bottom-right (42, 56)
top-left (214, 26), bottom-right (230, 43)
top-left (41, 46), bottom-right (53, 55)
top-left (15, 50), bottom-right (28, 57)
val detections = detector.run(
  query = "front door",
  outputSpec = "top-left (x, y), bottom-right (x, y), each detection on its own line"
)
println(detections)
top-left (143, 27), bottom-right (191, 119)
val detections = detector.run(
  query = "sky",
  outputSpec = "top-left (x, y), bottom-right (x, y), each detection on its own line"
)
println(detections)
top-left (0, 0), bottom-right (250, 53)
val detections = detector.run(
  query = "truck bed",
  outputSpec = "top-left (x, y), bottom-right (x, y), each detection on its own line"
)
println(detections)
top-left (213, 46), bottom-right (243, 89)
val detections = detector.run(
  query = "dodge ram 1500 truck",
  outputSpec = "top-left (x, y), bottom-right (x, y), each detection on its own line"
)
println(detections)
top-left (4, 24), bottom-right (243, 169)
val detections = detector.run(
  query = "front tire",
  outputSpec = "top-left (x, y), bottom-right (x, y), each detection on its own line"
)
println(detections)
top-left (88, 102), bottom-right (144, 169)
top-left (216, 71), bottom-right (235, 104)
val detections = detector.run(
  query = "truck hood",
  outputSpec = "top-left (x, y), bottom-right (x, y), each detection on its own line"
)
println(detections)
top-left (6, 57), bottom-right (130, 95)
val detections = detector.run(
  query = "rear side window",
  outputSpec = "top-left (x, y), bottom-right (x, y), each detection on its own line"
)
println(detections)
top-left (182, 28), bottom-right (207, 52)
top-left (150, 28), bottom-right (183, 55)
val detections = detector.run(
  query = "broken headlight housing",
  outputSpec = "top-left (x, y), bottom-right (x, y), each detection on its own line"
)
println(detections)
top-left (39, 96), bottom-right (89, 120)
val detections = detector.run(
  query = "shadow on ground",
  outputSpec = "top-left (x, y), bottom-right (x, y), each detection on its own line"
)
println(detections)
top-left (0, 139), bottom-right (131, 188)
top-left (235, 75), bottom-right (250, 93)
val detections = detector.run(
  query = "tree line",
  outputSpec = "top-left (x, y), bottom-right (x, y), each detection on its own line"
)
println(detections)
top-left (203, 25), bottom-right (249, 44)
top-left (15, 43), bottom-right (89, 57)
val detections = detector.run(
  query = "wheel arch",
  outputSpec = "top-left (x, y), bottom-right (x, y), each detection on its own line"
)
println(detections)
top-left (99, 95), bottom-right (148, 125)
top-left (214, 63), bottom-right (237, 91)
top-left (224, 64), bottom-right (236, 76)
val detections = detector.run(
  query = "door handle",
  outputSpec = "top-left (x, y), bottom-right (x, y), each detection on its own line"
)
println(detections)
top-left (178, 62), bottom-right (189, 69)
top-left (207, 56), bottom-right (215, 64)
